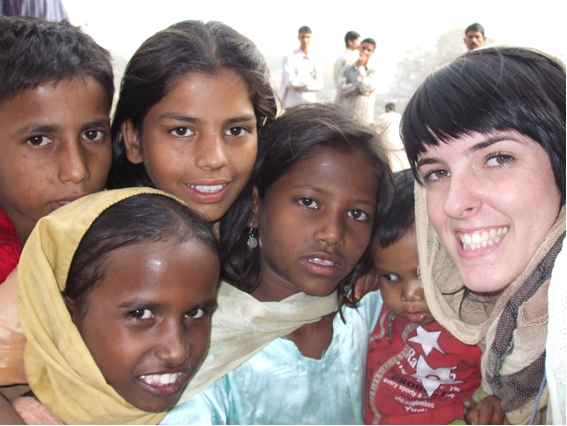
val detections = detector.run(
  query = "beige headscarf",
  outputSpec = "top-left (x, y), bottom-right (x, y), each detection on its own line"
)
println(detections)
top-left (415, 182), bottom-right (566, 424)
top-left (19, 188), bottom-right (180, 425)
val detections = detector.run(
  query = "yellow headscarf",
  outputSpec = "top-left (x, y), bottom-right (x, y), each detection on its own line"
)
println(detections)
top-left (18, 188), bottom-right (182, 425)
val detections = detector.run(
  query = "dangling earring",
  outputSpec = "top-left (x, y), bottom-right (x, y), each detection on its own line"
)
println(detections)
top-left (247, 227), bottom-right (258, 249)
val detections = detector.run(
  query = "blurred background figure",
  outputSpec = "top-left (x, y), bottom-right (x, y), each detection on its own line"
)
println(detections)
top-left (1, 0), bottom-right (68, 21)
top-left (336, 38), bottom-right (377, 126)
top-left (279, 25), bottom-right (323, 109)
top-left (333, 30), bottom-right (360, 98)
top-left (374, 102), bottom-right (409, 171)
top-left (464, 23), bottom-right (486, 50)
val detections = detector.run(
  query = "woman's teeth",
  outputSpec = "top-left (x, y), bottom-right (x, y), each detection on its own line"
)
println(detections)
top-left (459, 227), bottom-right (508, 251)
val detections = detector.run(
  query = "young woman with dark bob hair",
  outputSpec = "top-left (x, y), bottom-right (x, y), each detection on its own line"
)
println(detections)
top-left (402, 47), bottom-right (565, 424)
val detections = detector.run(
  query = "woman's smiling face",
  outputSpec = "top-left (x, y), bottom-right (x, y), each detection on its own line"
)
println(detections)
top-left (417, 130), bottom-right (561, 293)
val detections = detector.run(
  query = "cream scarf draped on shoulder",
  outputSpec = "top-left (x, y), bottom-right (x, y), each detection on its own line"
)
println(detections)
top-left (415, 182), bottom-right (565, 425)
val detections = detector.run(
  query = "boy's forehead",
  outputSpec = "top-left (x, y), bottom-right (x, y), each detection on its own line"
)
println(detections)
top-left (0, 77), bottom-right (110, 120)
top-left (2, 77), bottom-right (110, 111)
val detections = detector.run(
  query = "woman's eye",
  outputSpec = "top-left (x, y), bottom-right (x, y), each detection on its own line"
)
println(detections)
top-left (82, 130), bottom-right (104, 141)
top-left (224, 127), bottom-right (248, 137)
top-left (186, 308), bottom-right (205, 319)
top-left (298, 198), bottom-right (318, 209)
top-left (26, 135), bottom-right (51, 147)
top-left (487, 153), bottom-right (513, 166)
top-left (129, 309), bottom-right (154, 319)
top-left (348, 209), bottom-right (369, 221)
top-left (423, 169), bottom-right (449, 182)
top-left (380, 273), bottom-right (398, 282)
top-left (170, 127), bottom-right (194, 137)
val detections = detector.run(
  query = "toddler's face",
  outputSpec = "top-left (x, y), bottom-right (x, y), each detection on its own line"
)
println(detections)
top-left (0, 77), bottom-right (111, 242)
top-left (373, 229), bottom-right (434, 325)
top-left (70, 240), bottom-right (219, 412)
top-left (122, 70), bottom-right (257, 222)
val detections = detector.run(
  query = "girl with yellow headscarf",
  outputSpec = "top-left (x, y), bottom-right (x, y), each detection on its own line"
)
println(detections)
top-left (0, 188), bottom-right (220, 424)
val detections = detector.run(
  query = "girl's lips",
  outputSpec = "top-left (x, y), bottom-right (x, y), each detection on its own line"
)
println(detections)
top-left (136, 370), bottom-right (189, 397)
top-left (300, 254), bottom-right (341, 277)
top-left (184, 182), bottom-right (232, 204)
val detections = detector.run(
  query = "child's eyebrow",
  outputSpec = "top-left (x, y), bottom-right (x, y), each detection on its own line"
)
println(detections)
top-left (157, 113), bottom-right (257, 126)
top-left (223, 115), bottom-right (257, 126)
top-left (118, 299), bottom-right (161, 310)
top-left (80, 119), bottom-right (111, 131)
top-left (16, 123), bottom-right (61, 135)
top-left (292, 184), bottom-right (377, 207)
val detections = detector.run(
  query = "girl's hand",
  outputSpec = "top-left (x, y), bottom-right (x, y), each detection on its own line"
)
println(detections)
top-left (463, 396), bottom-right (510, 425)
top-left (348, 270), bottom-right (379, 306)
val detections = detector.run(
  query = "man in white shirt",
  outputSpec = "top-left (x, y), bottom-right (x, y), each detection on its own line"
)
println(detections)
top-left (333, 31), bottom-right (360, 92)
top-left (279, 26), bottom-right (323, 109)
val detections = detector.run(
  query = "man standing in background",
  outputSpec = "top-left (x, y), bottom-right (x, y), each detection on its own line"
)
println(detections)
top-left (279, 26), bottom-right (323, 109)
top-left (336, 38), bottom-right (377, 126)
top-left (464, 23), bottom-right (486, 50)
top-left (333, 31), bottom-right (360, 95)
top-left (374, 102), bottom-right (409, 171)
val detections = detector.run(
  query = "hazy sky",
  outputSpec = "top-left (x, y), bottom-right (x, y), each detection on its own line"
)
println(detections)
top-left (63, 0), bottom-right (565, 92)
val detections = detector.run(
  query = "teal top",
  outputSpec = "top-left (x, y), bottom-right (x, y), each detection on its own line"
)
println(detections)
top-left (162, 290), bottom-right (382, 425)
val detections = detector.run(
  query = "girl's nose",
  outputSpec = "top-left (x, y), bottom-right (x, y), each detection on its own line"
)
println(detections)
top-left (194, 132), bottom-right (228, 171)
top-left (155, 323), bottom-right (191, 366)
top-left (313, 210), bottom-right (345, 247)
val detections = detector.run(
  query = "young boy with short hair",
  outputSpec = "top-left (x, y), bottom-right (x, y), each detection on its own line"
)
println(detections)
top-left (0, 16), bottom-right (114, 282)
top-left (0, 16), bottom-right (114, 400)
top-left (364, 170), bottom-right (486, 424)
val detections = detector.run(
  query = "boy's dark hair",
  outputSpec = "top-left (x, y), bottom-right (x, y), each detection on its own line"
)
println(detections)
top-left (465, 23), bottom-right (485, 36)
top-left (402, 47), bottom-right (566, 204)
top-left (220, 103), bottom-right (394, 305)
top-left (64, 194), bottom-right (220, 318)
top-left (361, 38), bottom-right (376, 49)
top-left (385, 102), bottom-right (395, 112)
top-left (298, 25), bottom-right (312, 34)
top-left (0, 16), bottom-right (113, 108)
top-left (374, 169), bottom-right (415, 249)
top-left (106, 20), bottom-right (277, 190)
top-left (344, 30), bottom-right (360, 47)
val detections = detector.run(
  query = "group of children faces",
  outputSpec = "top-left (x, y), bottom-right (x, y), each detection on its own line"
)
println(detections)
top-left (2, 16), bottom-right (564, 425)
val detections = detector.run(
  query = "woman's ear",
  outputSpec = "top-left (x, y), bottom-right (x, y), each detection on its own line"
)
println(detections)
top-left (247, 186), bottom-right (260, 228)
top-left (121, 120), bottom-right (144, 164)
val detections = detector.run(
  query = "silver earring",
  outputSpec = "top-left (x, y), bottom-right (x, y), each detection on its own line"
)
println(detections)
top-left (247, 227), bottom-right (258, 249)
